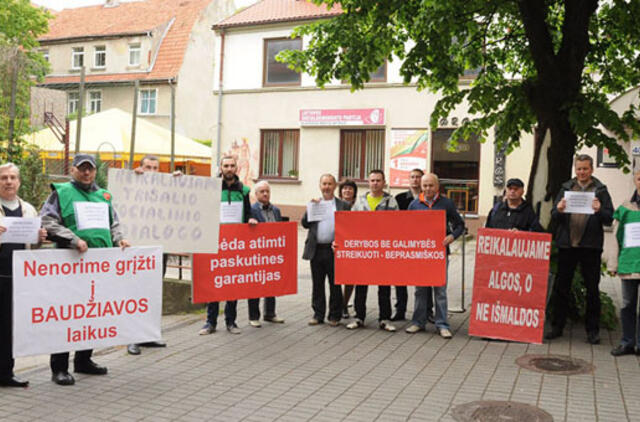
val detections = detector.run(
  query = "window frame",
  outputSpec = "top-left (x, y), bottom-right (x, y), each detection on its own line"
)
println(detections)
top-left (597, 146), bottom-right (618, 168)
top-left (259, 129), bottom-right (300, 179)
top-left (262, 37), bottom-right (302, 87)
top-left (339, 129), bottom-right (386, 182)
top-left (128, 43), bottom-right (141, 66)
top-left (67, 91), bottom-right (79, 115)
top-left (138, 88), bottom-right (158, 115)
top-left (368, 61), bottom-right (387, 83)
top-left (87, 90), bottom-right (102, 114)
top-left (71, 47), bottom-right (84, 69)
top-left (93, 45), bottom-right (106, 68)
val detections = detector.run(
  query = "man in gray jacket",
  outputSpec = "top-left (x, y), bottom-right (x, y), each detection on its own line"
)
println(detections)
top-left (346, 170), bottom-right (399, 332)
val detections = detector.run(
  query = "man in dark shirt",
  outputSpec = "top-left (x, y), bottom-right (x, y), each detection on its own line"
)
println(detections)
top-left (485, 178), bottom-right (543, 232)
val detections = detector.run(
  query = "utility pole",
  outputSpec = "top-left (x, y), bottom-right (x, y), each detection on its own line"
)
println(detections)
top-left (7, 57), bottom-right (18, 159)
top-left (75, 66), bottom-right (85, 155)
top-left (129, 80), bottom-right (139, 169)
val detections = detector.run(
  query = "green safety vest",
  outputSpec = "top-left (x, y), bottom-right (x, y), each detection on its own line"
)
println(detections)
top-left (221, 184), bottom-right (250, 224)
top-left (614, 204), bottom-right (640, 274)
top-left (53, 182), bottom-right (113, 248)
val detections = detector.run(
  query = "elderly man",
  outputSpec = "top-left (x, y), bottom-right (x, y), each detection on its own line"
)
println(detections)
top-left (486, 178), bottom-right (543, 232)
top-left (405, 173), bottom-right (464, 339)
top-left (302, 174), bottom-right (349, 326)
top-left (547, 154), bottom-right (614, 344)
top-left (0, 163), bottom-right (47, 388)
top-left (247, 181), bottom-right (285, 326)
top-left (42, 154), bottom-right (130, 386)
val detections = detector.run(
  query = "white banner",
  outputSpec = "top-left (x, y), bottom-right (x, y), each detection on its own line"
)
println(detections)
top-left (108, 169), bottom-right (221, 253)
top-left (12, 247), bottom-right (163, 357)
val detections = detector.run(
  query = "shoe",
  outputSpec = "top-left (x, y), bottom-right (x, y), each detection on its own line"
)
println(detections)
top-left (52, 371), bottom-right (75, 386)
top-left (405, 324), bottom-right (424, 334)
top-left (439, 328), bottom-right (453, 339)
top-left (328, 319), bottom-right (340, 327)
top-left (74, 360), bottom-right (107, 375)
top-left (379, 320), bottom-right (397, 332)
top-left (199, 322), bottom-right (216, 335)
top-left (0, 376), bottom-right (29, 388)
top-left (226, 324), bottom-right (241, 334)
top-left (426, 315), bottom-right (435, 324)
top-left (308, 318), bottom-right (322, 326)
top-left (390, 313), bottom-right (405, 322)
top-left (346, 319), bottom-right (364, 330)
top-left (611, 345), bottom-right (635, 357)
top-left (140, 341), bottom-right (166, 348)
top-left (544, 328), bottom-right (563, 340)
top-left (249, 320), bottom-right (262, 328)
top-left (587, 331), bottom-right (600, 345)
top-left (127, 344), bottom-right (141, 355)
top-left (264, 316), bottom-right (285, 323)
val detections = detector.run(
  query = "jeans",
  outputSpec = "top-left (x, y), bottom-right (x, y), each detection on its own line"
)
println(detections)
top-left (412, 258), bottom-right (448, 329)
top-left (620, 279), bottom-right (640, 348)
top-left (353, 285), bottom-right (392, 322)
top-left (248, 297), bottom-right (276, 320)
top-left (206, 301), bottom-right (237, 327)
top-left (551, 247), bottom-right (601, 334)
top-left (310, 245), bottom-right (343, 322)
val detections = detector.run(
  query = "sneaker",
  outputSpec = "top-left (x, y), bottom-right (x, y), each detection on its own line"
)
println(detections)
top-left (328, 319), bottom-right (340, 327)
top-left (405, 324), bottom-right (424, 334)
top-left (264, 316), bottom-right (285, 323)
top-left (611, 344), bottom-right (635, 357)
top-left (199, 322), bottom-right (216, 335)
top-left (249, 320), bottom-right (262, 328)
top-left (226, 324), bottom-right (241, 334)
top-left (308, 318), bottom-right (322, 326)
top-left (379, 320), bottom-right (396, 332)
top-left (346, 319), bottom-right (364, 330)
top-left (439, 328), bottom-right (453, 339)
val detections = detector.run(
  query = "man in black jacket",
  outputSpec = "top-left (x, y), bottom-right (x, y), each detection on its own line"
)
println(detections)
top-left (486, 178), bottom-right (543, 232)
top-left (546, 155), bottom-right (614, 344)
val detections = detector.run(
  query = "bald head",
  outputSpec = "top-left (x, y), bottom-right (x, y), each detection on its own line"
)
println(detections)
top-left (254, 180), bottom-right (271, 205)
top-left (421, 173), bottom-right (440, 200)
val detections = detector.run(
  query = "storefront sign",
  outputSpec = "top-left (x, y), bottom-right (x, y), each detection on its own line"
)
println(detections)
top-left (469, 228), bottom-right (551, 344)
top-left (299, 108), bottom-right (385, 126)
top-left (334, 211), bottom-right (446, 286)
top-left (108, 169), bottom-right (221, 253)
top-left (13, 247), bottom-right (163, 357)
top-left (192, 222), bottom-right (298, 303)
top-left (389, 129), bottom-right (429, 187)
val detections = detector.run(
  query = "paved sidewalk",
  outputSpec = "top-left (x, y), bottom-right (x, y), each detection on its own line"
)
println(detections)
top-left (3, 231), bottom-right (639, 421)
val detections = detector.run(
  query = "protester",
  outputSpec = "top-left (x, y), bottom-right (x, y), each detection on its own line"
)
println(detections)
top-left (338, 179), bottom-right (357, 318)
top-left (405, 173), bottom-right (464, 339)
top-left (127, 155), bottom-right (172, 355)
top-left (199, 156), bottom-right (257, 336)
top-left (346, 169), bottom-right (399, 332)
top-left (608, 169), bottom-right (640, 356)
top-left (302, 174), bottom-right (349, 326)
top-left (485, 178), bottom-right (543, 232)
top-left (0, 163), bottom-right (47, 388)
top-left (248, 181), bottom-right (285, 326)
top-left (393, 168), bottom-right (424, 322)
top-left (41, 154), bottom-right (130, 386)
top-left (546, 154), bottom-right (614, 344)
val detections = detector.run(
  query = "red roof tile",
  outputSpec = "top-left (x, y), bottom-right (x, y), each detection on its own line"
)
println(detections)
top-left (213, 0), bottom-right (341, 29)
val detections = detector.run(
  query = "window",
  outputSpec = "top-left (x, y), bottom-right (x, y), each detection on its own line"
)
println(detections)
top-left (263, 38), bottom-right (301, 86)
top-left (339, 129), bottom-right (385, 181)
top-left (42, 49), bottom-right (49, 62)
top-left (260, 130), bottom-right (299, 178)
top-left (139, 89), bottom-right (157, 114)
top-left (88, 91), bottom-right (102, 114)
top-left (72, 47), bottom-right (84, 69)
top-left (597, 146), bottom-right (617, 167)
top-left (67, 92), bottom-right (79, 115)
top-left (369, 62), bottom-right (387, 82)
top-left (129, 43), bottom-right (141, 66)
top-left (94, 46), bottom-right (106, 68)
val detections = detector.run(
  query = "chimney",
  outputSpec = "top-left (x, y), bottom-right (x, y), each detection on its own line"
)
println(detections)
top-left (104, 0), bottom-right (120, 8)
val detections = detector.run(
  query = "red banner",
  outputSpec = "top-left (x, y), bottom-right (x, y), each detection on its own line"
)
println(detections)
top-left (335, 211), bottom-right (447, 286)
top-left (469, 228), bottom-right (552, 344)
top-left (192, 222), bottom-right (297, 303)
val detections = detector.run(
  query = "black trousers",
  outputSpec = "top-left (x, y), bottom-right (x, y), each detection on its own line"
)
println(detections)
top-left (50, 349), bottom-right (93, 373)
top-left (206, 301), bottom-right (237, 327)
top-left (394, 286), bottom-right (408, 315)
top-left (551, 247), bottom-right (602, 333)
top-left (0, 279), bottom-right (14, 380)
top-left (310, 245), bottom-right (343, 322)
top-left (248, 297), bottom-right (276, 320)
top-left (354, 285), bottom-right (392, 322)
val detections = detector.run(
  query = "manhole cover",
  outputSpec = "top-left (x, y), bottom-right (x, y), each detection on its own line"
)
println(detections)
top-left (452, 400), bottom-right (553, 422)
top-left (516, 354), bottom-right (594, 375)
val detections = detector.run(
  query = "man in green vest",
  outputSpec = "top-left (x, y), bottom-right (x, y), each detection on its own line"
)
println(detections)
top-left (41, 154), bottom-right (130, 386)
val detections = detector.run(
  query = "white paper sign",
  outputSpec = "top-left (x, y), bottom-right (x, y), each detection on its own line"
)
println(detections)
top-left (306, 200), bottom-right (334, 222)
top-left (220, 202), bottom-right (244, 223)
top-left (74, 202), bottom-right (109, 230)
top-left (108, 169), bottom-right (221, 253)
top-left (564, 191), bottom-right (596, 214)
top-left (624, 222), bottom-right (640, 248)
top-left (12, 246), bottom-right (163, 357)
top-left (0, 217), bottom-right (41, 244)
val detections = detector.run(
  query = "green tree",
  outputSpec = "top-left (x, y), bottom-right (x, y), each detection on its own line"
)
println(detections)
top-left (281, 0), bottom-right (640, 218)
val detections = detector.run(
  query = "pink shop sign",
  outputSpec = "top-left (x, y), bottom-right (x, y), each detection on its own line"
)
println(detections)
top-left (299, 108), bottom-right (385, 126)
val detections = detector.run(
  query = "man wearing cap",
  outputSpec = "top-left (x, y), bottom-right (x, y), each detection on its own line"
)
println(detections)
top-left (486, 178), bottom-right (543, 232)
top-left (41, 154), bottom-right (130, 386)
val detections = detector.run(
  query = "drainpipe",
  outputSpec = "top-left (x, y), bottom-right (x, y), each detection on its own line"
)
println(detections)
top-left (215, 29), bottom-right (225, 165)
